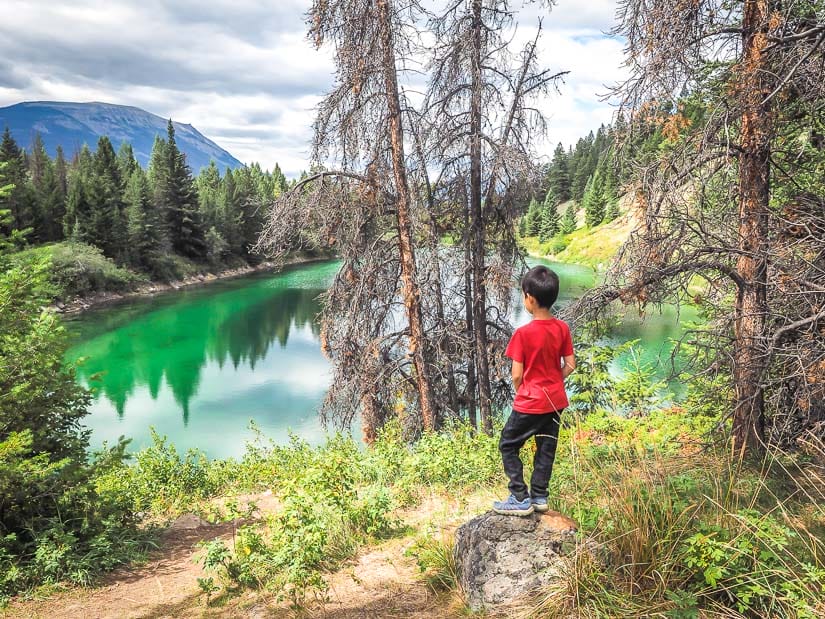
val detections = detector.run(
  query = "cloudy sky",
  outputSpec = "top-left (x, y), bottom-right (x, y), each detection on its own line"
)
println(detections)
top-left (0, 0), bottom-right (625, 176)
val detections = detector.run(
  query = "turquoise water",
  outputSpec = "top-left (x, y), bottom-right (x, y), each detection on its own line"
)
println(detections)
top-left (64, 259), bottom-right (691, 458)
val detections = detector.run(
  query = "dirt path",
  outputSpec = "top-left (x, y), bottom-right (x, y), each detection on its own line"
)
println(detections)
top-left (2, 496), bottom-right (457, 619)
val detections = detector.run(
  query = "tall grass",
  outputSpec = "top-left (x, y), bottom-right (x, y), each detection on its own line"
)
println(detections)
top-left (522, 416), bottom-right (825, 619)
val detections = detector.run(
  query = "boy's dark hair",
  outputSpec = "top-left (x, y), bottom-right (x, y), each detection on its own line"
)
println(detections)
top-left (521, 265), bottom-right (560, 309)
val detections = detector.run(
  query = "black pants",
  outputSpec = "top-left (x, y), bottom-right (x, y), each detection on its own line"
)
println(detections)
top-left (499, 409), bottom-right (562, 501)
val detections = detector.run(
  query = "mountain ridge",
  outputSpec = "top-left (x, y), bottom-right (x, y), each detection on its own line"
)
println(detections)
top-left (0, 101), bottom-right (244, 172)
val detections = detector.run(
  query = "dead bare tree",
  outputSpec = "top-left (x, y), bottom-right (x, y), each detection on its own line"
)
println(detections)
top-left (423, 0), bottom-right (566, 433)
top-left (564, 0), bottom-right (825, 455)
top-left (256, 0), bottom-right (439, 440)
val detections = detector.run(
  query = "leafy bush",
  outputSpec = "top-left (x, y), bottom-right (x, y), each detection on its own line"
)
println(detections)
top-left (9, 242), bottom-right (146, 300)
top-left (0, 258), bottom-right (153, 603)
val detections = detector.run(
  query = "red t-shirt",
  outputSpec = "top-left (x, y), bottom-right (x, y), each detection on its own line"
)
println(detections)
top-left (505, 318), bottom-right (574, 414)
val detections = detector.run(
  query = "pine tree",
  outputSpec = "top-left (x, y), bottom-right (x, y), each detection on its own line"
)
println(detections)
top-left (64, 145), bottom-right (94, 241)
top-left (54, 146), bottom-right (68, 196)
top-left (125, 167), bottom-right (166, 273)
top-left (271, 163), bottom-right (287, 198)
top-left (117, 142), bottom-right (139, 179)
top-left (518, 213), bottom-right (527, 237)
top-left (88, 136), bottom-right (126, 259)
top-left (0, 128), bottom-right (34, 240)
top-left (525, 198), bottom-right (542, 236)
top-left (583, 169), bottom-right (606, 227)
top-left (602, 156), bottom-right (621, 223)
top-left (547, 143), bottom-right (571, 202)
top-left (570, 132), bottom-right (594, 201)
top-left (219, 168), bottom-right (242, 255)
top-left (159, 120), bottom-right (206, 259)
top-left (29, 134), bottom-right (65, 242)
top-left (560, 200), bottom-right (577, 234)
top-left (539, 189), bottom-right (560, 241)
top-left (196, 160), bottom-right (222, 231)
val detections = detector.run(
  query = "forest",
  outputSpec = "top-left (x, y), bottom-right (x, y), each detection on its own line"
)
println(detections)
top-left (0, 121), bottom-right (288, 286)
top-left (2, 0), bottom-right (825, 616)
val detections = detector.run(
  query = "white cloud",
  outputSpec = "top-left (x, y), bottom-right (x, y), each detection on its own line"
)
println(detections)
top-left (0, 0), bottom-right (625, 174)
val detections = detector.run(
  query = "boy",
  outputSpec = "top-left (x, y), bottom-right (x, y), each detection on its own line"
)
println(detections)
top-left (493, 265), bottom-right (575, 516)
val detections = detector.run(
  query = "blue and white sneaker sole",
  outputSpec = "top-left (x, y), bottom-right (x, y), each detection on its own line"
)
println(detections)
top-left (532, 502), bottom-right (550, 513)
top-left (492, 505), bottom-right (534, 516)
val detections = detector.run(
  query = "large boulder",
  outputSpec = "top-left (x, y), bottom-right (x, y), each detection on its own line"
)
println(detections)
top-left (454, 510), bottom-right (578, 611)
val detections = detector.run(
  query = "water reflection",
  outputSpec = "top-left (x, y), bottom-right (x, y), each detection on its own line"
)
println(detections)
top-left (65, 263), bottom-right (337, 457)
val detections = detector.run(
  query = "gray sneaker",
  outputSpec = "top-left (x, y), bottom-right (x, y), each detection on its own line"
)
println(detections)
top-left (531, 497), bottom-right (549, 513)
top-left (492, 494), bottom-right (534, 516)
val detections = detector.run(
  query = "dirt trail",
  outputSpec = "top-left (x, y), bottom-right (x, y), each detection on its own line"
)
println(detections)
top-left (2, 495), bottom-right (455, 619)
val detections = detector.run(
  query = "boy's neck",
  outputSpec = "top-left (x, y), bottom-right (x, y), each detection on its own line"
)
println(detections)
top-left (531, 308), bottom-right (554, 320)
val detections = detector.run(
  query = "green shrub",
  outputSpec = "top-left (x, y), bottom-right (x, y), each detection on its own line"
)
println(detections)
top-left (406, 530), bottom-right (458, 593)
top-left (0, 258), bottom-right (154, 603)
top-left (9, 242), bottom-right (146, 300)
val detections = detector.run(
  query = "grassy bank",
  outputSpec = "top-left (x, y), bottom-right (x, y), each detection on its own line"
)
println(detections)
top-left (520, 197), bottom-right (637, 270)
top-left (7, 241), bottom-right (327, 310)
top-left (6, 397), bottom-right (823, 616)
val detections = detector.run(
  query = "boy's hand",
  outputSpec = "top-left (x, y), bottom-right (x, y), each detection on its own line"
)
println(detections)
top-left (562, 354), bottom-right (576, 379)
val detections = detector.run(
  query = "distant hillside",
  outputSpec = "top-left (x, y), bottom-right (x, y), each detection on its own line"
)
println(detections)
top-left (0, 101), bottom-right (243, 172)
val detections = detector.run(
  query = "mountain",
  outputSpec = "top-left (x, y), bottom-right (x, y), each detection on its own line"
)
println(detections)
top-left (0, 101), bottom-right (244, 172)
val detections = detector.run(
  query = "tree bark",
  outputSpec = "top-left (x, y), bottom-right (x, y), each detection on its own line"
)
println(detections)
top-left (464, 188), bottom-right (478, 430)
top-left (733, 0), bottom-right (770, 455)
top-left (470, 0), bottom-right (493, 434)
top-left (376, 0), bottom-right (438, 432)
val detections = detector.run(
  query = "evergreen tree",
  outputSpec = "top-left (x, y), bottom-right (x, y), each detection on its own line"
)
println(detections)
top-left (88, 136), bottom-right (126, 259)
top-left (0, 128), bottom-right (34, 240)
top-left (218, 168), bottom-right (242, 255)
top-left (518, 213), bottom-right (527, 237)
top-left (196, 160), bottom-right (222, 232)
top-left (539, 189), bottom-right (560, 241)
top-left (525, 198), bottom-right (542, 236)
top-left (158, 120), bottom-right (206, 259)
top-left (601, 154), bottom-right (621, 223)
top-left (583, 169), bottom-right (606, 227)
top-left (64, 145), bottom-right (94, 241)
top-left (570, 132), bottom-right (594, 201)
top-left (271, 163), bottom-right (287, 198)
top-left (547, 142), bottom-right (571, 202)
top-left (54, 146), bottom-right (68, 195)
top-left (29, 134), bottom-right (65, 242)
top-left (117, 142), bottom-right (138, 179)
top-left (560, 200), bottom-right (577, 234)
top-left (233, 166), bottom-right (261, 257)
top-left (125, 167), bottom-right (165, 273)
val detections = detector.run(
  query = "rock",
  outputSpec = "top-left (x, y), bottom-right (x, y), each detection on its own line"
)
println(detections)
top-left (454, 510), bottom-right (578, 611)
top-left (168, 513), bottom-right (210, 531)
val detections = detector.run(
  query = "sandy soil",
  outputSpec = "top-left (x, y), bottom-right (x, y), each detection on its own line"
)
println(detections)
top-left (1, 493), bottom-right (460, 619)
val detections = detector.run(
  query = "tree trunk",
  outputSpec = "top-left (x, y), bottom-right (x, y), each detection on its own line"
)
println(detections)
top-left (376, 0), bottom-right (438, 432)
top-left (733, 0), bottom-right (770, 455)
top-left (464, 189), bottom-right (478, 430)
top-left (414, 130), bottom-right (460, 418)
top-left (470, 0), bottom-right (493, 434)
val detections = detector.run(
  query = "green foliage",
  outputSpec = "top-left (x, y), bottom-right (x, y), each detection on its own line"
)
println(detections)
top-left (538, 189), bottom-right (559, 242)
top-left (0, 258), bottom-right (153, 602)
top-left (406, 529), bottom-right (457, 593)
top-left (525, 198), bottom-right (542, 236)
top-left (546, 142), bottom-right (571, 203)
top-left (559, 200), bottom-right (577, 235)
top-left (0, 127), bottom-right (288, 291)
top-left (10, 242), bottom-right (146, 300)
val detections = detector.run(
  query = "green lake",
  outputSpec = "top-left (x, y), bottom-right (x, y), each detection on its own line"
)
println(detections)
top-left (65, 259), bottom-right (693, 458)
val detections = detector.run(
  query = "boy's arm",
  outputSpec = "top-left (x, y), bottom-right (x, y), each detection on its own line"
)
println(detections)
top-left (562, 354), bottom-right (576, 379)
top-left (511, 360), bottom-right (524, 391)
